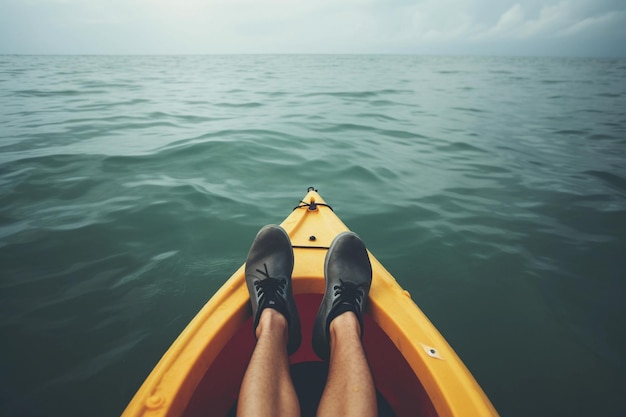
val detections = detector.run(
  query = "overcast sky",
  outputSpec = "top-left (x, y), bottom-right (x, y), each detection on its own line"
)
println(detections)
top-left (1, 0), bottom-right (625, 56)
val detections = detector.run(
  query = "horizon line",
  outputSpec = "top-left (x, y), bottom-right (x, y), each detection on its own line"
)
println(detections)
top-left (2, 52), bottom-right (625, 59)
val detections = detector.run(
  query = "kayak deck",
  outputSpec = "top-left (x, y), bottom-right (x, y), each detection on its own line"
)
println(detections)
top-left (123, 189), bottom-right (498, 417)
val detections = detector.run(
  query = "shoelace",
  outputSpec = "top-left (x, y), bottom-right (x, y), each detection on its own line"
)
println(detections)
top-left (333, 279), bottom-right (365, 309)
top-left (254, 263), bottom-right (287, 308)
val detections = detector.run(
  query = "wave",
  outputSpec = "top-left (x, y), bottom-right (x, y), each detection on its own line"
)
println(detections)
top-left (13, 89), bottom-right (107, 97)
top-left (2, 54), bottom-right (626, 417)
top-left (300, 89), bottom-right (414, 99)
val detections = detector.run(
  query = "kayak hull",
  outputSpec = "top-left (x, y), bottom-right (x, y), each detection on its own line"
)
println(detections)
top-left (123, 190), bottom-right (498, 417)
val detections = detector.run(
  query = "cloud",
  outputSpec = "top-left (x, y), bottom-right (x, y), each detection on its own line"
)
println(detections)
top-left (397, 0), bottom-right (626, 56)
top-left (480, 3), bottom-right (525, 38)
top-left (557, 9), bottom-right (626, 37)
top-left (425, 0), bottom-right (622, 41)
top-left (0, 0), bottom-right (624, 55)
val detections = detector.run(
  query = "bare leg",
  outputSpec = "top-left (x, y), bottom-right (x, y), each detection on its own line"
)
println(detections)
top-left (317, 312), bottom-right (377, 417)
top-left (237, 309), bottom-right (300, 417)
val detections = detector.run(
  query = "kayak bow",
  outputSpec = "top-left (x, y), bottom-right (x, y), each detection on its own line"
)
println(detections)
top-left (123, 188), bottom-right (498, 417)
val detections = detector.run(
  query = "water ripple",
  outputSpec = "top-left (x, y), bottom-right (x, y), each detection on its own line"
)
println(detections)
top-left (1, 55), bottom-right (625, 417)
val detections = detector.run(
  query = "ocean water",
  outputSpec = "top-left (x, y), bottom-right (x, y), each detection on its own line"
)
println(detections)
top-left (1, 55), bottom-right (625, 417)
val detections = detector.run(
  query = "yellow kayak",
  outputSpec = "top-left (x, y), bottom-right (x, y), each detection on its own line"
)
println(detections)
top-left (123, 188), bottom-right (499, 417)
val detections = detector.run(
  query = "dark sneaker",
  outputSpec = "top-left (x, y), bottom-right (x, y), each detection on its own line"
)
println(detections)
top-left (312, 231), bottom-right (372, 360)
top-left (245, 224), bottom-right (301, 355)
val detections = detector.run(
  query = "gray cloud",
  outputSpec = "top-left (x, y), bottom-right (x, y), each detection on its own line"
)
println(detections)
top-left (0, 0), bottom-right (624, 55)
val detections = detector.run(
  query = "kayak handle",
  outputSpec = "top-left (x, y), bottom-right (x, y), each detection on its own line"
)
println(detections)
top-left (293, 201), bottom-right (334, 211)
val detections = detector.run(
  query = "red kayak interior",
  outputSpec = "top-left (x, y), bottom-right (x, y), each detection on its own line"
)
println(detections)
top-left (182, 294), bottom-right (438, 417)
